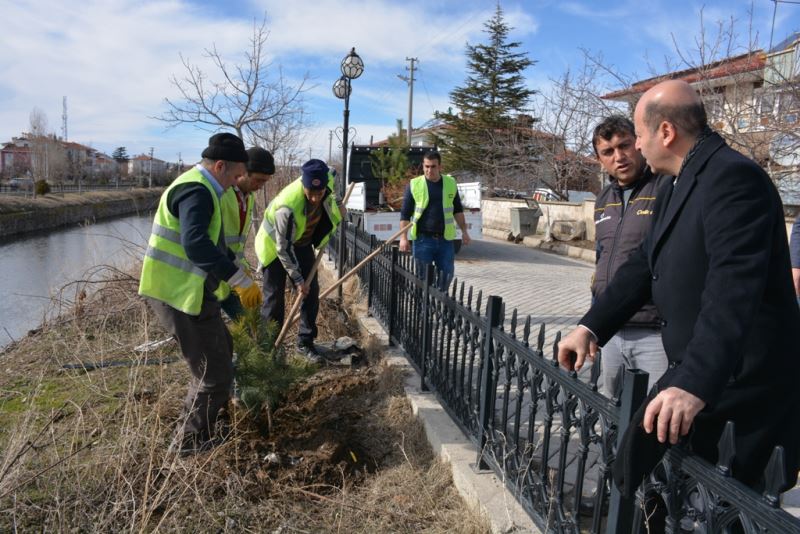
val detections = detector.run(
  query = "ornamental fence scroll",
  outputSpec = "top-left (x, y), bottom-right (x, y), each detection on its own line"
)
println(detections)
top-left (329, 221), bottom-right (800, 534)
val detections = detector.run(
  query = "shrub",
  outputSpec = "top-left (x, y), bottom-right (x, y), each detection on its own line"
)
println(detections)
top-left (34, 179), bottom-right (51, 195)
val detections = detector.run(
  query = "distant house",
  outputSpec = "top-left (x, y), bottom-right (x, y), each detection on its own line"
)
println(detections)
top-left (128, 154), bottom-right (167, 178)
top-left (0, 137), bottom-right (32, 177)
top-left (602, 35), bottom-right (800, 204)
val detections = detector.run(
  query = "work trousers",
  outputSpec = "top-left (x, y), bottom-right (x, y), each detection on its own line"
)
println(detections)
top-left (261, 244), bottom-right (319, 346)
top-left (601, 327), bottom-right (668, 398)
top-left (147, 297), bottom-right (233, 442)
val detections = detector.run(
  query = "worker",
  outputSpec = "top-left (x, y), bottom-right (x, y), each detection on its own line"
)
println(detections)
top-left (139, 132), bottom-right (261, 454)
top-left (219, 147), bottom-right (275, 320)
top-left (254, 159), bottom-right (344, 363)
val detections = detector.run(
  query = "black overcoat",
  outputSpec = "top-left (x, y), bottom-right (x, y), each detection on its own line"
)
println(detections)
top-left (583, 132), bottom-right (800, 489)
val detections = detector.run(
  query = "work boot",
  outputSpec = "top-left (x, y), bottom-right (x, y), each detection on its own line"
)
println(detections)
top-left (296, 342), bottom-right (326, 365)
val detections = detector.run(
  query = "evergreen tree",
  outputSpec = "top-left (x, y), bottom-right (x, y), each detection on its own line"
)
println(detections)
top-left (112, 147), bottom-right (129, 163)
top-left (434, 4), bottom-right (535, 188)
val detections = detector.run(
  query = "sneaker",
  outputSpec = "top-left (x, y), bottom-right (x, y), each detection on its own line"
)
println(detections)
top-left (296, 342), bottom-right (326, 365)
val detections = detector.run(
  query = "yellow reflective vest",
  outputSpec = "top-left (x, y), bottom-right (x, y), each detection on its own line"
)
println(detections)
top-left (138, 167), bottom-right (230, 315)
top-left (408, 174), bottom-right (457, 240)
top-left (221, 186), bottom-right (255, 268)
top-left (255, 174), bottom-right (341, 268)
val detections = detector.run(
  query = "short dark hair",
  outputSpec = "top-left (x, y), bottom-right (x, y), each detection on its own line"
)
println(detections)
top-left (592, 115), bottom-right (636, 156)
top-left (423, 150), bottom-right (441, 163)
top-left (643, 100), bottom-right (707, 138)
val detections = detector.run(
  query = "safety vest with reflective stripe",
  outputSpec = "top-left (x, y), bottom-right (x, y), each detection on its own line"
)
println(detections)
top-left (255, 174), bottom-right (341, 268)
top-left (221, 186), bottom-right (255, 268)
top-left (408, 174), bottom-right (457, 240)
top-left (138, 167), bottom-right (229, 315)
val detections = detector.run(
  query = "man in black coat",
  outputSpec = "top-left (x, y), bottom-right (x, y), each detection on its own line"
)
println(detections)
top-left (557, 80), bottom-right (800, 491)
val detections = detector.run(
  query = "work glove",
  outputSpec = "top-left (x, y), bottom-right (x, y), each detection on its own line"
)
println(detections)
top-left (229, 268), bottom-right (263, 309)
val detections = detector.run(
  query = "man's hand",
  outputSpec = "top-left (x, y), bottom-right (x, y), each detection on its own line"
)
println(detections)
top-left (461, 231), bottom-right (471, 246)
top-left (295, 282), bottom-right (310, 298)
top-left (643, 387), bottom-right (705, 445)
top-left (399, 235), bottom-right (411, 253)
top-left (556, 326), bottom-right (598, 372)
top-left (793, 267), bottom-right (800, 297)
top-left (234, 284), bottom-right (262, 309)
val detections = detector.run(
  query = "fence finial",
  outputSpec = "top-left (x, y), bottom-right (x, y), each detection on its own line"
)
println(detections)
top-left (716, 421), bottom-right (736, 477)
top-left (763, 446), bottom-right (787, 508)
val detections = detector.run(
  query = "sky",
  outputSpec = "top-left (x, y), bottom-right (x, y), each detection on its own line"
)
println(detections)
top-left (1, 0), bottom-right (798, 165)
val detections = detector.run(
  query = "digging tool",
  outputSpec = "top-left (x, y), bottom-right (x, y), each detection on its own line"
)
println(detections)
top-left (286, 222), bottom-right (412, 327)
top-left (274, 182), bottom-right (356, 348)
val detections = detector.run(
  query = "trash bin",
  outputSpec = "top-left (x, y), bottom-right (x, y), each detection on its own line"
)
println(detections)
top-left (510, 207), bottom-right (542, 238)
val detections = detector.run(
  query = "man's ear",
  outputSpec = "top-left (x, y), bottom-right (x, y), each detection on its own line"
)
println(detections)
top-left (660, 121), bottom-right (677, 147)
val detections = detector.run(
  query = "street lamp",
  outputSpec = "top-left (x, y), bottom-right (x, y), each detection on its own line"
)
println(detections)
top-left (332, 47), bottom-right (364, 292)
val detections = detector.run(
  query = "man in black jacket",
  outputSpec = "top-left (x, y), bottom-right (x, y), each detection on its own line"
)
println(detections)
top-left (558, 80), bottom-right (800, 492)
top-left (592, 115), bottom-right (668, 398)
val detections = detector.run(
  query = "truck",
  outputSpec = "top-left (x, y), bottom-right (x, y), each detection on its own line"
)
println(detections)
top-left (344, 145), bottom-right (482, 253)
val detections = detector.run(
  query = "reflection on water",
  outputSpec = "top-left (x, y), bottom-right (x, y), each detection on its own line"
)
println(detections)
top-left (0, 214), bottom-right (153, 347)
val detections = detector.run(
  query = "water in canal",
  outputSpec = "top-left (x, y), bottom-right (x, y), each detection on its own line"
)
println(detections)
top-left (0, 213), bottom-right (154, 347)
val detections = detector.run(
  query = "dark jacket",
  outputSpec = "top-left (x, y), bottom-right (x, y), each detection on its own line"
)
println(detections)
top-left (593, 168), bottom-right (666, 326)
top-left (582, 132), bottom-right (800, 490)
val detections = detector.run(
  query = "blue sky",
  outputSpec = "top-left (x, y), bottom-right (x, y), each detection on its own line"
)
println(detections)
top-left (1, 0), bottom-right (798, 164)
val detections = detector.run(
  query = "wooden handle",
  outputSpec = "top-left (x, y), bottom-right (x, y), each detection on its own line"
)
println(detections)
top-left (288, 222), bottom-right (412, 325)
top-left (273, 182), bottom-right (356, 347)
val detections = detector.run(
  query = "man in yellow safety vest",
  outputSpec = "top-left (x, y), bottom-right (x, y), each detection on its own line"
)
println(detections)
top-left (139, 132), bottom-right (260, 455)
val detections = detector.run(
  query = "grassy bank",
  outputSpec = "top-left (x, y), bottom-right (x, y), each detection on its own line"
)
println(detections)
top-left (0, 260), bottom-right (489, 532)
top-left (0, 188), bottom-right (163, 215)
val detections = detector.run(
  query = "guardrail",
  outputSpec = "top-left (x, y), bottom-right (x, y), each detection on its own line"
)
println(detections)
top-left (329, 221), bottom-right (800, 533)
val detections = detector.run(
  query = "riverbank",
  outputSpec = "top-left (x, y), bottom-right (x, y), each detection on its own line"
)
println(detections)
top-left (0, 188), bottom-right (163, 239)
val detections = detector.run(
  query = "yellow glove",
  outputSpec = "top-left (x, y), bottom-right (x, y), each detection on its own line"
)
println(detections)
top-left (234, 283), bottom-right (262, 309)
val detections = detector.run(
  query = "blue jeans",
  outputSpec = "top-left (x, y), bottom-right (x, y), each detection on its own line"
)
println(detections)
top-left (412, 234), bottom-right (455, 291)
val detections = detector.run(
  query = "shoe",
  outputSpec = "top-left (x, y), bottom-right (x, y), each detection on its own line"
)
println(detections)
top-left (296, 342), bottom-right (326, 365)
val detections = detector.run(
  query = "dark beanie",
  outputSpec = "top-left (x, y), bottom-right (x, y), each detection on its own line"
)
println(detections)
top-left (201, 133), bottom-right (248, 162)
top-left (301, 159), bottom-right (329, 190)
top-left (246, 147), bottom-right (275, 174)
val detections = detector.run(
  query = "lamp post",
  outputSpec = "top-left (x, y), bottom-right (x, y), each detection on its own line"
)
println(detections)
top-left (333, 47), bottom-right (364, 294)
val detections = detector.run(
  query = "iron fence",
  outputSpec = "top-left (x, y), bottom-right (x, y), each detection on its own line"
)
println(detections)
top-left (329, 221), bottom-right (800, 533)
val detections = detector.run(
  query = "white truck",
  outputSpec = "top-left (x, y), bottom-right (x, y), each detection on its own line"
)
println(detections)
top-left (344, 145), bottom-right (482, 253)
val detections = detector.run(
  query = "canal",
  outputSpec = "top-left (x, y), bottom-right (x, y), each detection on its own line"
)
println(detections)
top-left (0, 213), bottom-right (153, 347)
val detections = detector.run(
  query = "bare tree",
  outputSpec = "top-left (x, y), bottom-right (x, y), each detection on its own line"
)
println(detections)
top-left (28, 108), bottom-right (67, 197)
top-left (157, 17), bottom-right (312, 154)
top-left (532, 54), bottom-right (626, 198)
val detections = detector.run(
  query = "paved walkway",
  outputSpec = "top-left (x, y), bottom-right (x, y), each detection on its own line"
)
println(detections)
top-left (455, 236), bottom-right (593, 349)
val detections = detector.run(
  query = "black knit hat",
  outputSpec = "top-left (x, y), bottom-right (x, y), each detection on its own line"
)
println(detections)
top-left (246, 147), bottom-right (275, 174)
top-left (201, 133), bottom-right (248, 162)
top-left (301, 159), bottom-right (329, 190)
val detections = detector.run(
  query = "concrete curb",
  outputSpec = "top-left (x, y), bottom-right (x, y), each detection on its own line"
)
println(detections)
top-left (357, 315), bottom-right (542, 534)
top-left (482, 227), bottom-right (594, 264)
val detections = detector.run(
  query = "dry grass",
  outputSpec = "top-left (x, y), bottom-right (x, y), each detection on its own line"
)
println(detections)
top-left (0, 188), bottom-right (162, 215)
top-left (0, 255), bottom-right (489, 532)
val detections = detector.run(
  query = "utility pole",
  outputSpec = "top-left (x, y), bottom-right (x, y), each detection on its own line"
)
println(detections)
top-left (397, 57), bottom-right (417, 145)
top-left (61, 96), bottom-right (68, 141)
top-left (148, 147), bottom-right (154, 188)
top-left (328, 130), bottom-right (333, 161)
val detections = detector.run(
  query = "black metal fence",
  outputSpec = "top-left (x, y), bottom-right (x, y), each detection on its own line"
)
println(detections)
top-left (330, 221), bottom-right (800, 533)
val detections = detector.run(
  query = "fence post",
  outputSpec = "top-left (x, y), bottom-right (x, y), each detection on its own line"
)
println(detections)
top-left (367, 234), bottom-right (376, 315)
top-left (388, 247), bottom-right (398, 346)
top-left (420, 263), bottom-right (434, 392)
top-left (605, 368), bottom-right (649, 534)
top-left (476, 295), bottom-right (503, 471)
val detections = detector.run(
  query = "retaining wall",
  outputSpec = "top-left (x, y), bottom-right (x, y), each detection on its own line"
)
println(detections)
top-left (0, 189), bottom-right (163, 239)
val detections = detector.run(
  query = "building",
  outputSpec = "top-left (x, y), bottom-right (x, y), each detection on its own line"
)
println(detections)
top-left (0, 137), bottom-right (32, 177)
top-left (602, 35), bottom-right (800, 204)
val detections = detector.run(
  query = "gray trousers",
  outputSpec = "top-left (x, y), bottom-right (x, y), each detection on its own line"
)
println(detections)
top-left (601, 327), bottom-right (668, 398)
top-left (147, 297), bottom-right (233, 442)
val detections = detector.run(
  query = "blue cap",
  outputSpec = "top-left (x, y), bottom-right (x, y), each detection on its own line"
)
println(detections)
top-left (301, 159), bottom-right (329, 190)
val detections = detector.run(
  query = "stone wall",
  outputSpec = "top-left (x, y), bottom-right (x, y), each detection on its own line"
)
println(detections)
top-left (0, 189), bottom-right (163, 239)
top-left (482, 198), bottom-right (597, 241)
